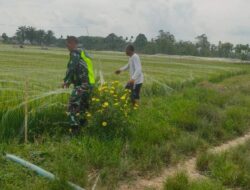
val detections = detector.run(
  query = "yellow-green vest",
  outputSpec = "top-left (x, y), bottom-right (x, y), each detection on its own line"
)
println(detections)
top-left (81, 51), bottom-right (95, 85)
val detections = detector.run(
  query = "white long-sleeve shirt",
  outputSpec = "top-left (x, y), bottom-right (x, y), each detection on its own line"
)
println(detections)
top-left (120, 53), bottom-right (144, 84)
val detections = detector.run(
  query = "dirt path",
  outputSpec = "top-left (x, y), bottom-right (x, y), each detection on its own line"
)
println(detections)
top-left (119, 131), bottom-right (250, 190)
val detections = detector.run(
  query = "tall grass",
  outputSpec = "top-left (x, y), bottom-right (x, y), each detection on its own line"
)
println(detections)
top-left (1, 74), bottom-right (250, 188)
top-left (1, 45), bottom-right (250, 188)
top-left (0, 83), bottom-right (70, 142)
top-left (164, 172), bottom-right (225, 190)
top-left (196, 141), bottom-right (250, 190)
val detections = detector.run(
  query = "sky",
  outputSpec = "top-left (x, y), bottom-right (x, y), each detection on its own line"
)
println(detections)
top-left (0, 0), bottom-right (250, 44)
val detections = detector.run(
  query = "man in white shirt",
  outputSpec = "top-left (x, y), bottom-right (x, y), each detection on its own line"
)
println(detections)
top-left (115, 45), bottom-right (144, 105)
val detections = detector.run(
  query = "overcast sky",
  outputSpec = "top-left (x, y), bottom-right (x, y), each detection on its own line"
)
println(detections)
top-left (0, 0), bottom-right (250, 44)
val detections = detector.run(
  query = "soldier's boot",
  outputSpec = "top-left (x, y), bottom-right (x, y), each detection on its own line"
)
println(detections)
top-left (69, 115), bottom-right (81, 135)
top-left (69, 114), bottom-right (79, 127)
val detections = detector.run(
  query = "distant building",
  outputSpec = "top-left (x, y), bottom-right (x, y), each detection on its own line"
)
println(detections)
top-left (23, 40), bottom-right (31, 45)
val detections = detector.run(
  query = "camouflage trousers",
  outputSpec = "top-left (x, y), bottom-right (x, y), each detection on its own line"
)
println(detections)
top-left (68, 84), bottom-right (91, 126)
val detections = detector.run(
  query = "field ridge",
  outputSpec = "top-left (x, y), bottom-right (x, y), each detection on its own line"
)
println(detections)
top-left (119, 130), bottom-right (250, 190)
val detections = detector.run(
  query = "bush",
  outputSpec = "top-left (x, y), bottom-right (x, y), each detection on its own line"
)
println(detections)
top-left (164, 172), bottom-right (225, 190)
top-left (85, 81), bottom-right (134, 140)
top-left (164, 172), bottom-right (189, 190)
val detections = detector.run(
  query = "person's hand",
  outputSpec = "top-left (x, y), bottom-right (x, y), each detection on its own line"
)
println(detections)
top-left (128, 79), bottom-right (135, 85)
top-left (62, 83), bottom-right (69, 89)
top-left (115, 70), bottom-right (121, 75)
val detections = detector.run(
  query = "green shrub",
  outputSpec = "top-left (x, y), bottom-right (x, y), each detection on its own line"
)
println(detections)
top-left (164, 172), bottom-right (189, 190)
top-left (86, 81), bottom-right (133, 140)
top-left (164, 172), bottom-right (225, 190)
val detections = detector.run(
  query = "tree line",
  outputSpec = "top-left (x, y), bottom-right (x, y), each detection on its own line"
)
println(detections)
top-left (1, 26), bottom-right (250, 60)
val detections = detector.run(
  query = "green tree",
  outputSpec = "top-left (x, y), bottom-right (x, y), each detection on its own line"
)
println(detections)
top-left (210, 44), bottom-right (218, 57)
top-left (44, 30), bottom-right (56, 45)
top-left (156, 30), bottom-right (176, 54)
top-left (235, 44), bottom-right (249, 60)
top-left (78, 36), bottom-right (105, 50)
top-left (218, 42), bottom-right (234, 58)
top-left (104, 33), bottom-right (126, 51)
top-left (144, 41), bottom-right (157, 54)
top-left (235, 44), bottom-right (249, 54)
top-left (25, 26), bottom-right (37, 44)
top-left (175, 41), bottom-right (197, 55)
top-left (15, 26), bottom-right (27, 44)
top-left (195, 34), bottom-right (210, 56)
top-left (36, 29), bottom-right (46, 45)
top-left (1, 33), bottom-right (9, 43)
top-left (133, 33), bottom-right (148, 52)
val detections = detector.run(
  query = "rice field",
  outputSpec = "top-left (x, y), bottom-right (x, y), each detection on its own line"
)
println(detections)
top-left (1, 44), bottom-right (250, 189)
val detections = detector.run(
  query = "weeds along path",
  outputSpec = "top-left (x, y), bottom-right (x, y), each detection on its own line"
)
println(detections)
top-left (119, 131), bottom-right (250, 190)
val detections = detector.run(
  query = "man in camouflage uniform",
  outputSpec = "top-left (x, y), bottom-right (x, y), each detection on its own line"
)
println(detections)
top-left (63, 36), bottom-right (94, 127)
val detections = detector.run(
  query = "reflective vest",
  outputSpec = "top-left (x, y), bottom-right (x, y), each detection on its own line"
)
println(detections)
top-left (80, 51), bottom-right (95, 85)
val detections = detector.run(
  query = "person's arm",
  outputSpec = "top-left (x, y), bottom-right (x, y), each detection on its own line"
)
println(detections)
top-left (63, 52), bottom-right (79, 87)
top-left (115, 63), bottom-right (129, 74)
top-left (120, 63), bottom-right (129, 71)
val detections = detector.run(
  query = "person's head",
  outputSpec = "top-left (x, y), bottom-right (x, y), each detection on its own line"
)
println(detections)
top-left (66, 36), bottom-right (78, 51)
top-left (126, 44), bottom-right (135, 56)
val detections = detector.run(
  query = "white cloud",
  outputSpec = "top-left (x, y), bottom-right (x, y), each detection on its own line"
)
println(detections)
top-left (0, 0), bottom-right (250, 44)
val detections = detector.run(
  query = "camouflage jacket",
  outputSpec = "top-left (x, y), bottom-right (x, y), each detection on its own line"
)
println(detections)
top-left (64, 49), bottom-right (89, 87)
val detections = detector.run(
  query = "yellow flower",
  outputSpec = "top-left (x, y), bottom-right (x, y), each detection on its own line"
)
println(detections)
top-left (95, 98), bottom-right (100, 102)
top-left (114, 102), bottom-right (119, 106)
top-left (133, 104), bottom-right (139, 110)
top-left (120, 95), bottom-right (126, 100)
top-left (99, 86), bottom-right (107, 91)
top-left (134, 103), bottom-right (139, 107)
top-left (112, 80), bottom-right (119, 85)
top-left (102, 102), bottom-right (109, 108)
top-left (102, 121), bottom-right (108, 127)
top-left (110, 90), bottom-right (115, 94)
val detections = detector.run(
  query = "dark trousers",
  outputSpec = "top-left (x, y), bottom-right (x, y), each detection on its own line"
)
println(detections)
top-left (68, 84), bottom-right (90, 125)
top-left (125, 83), bottom-right (143, 102)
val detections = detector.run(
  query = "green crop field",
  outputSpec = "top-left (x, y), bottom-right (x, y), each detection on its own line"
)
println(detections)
top-left (1, 44), bottom-right (250, 190)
